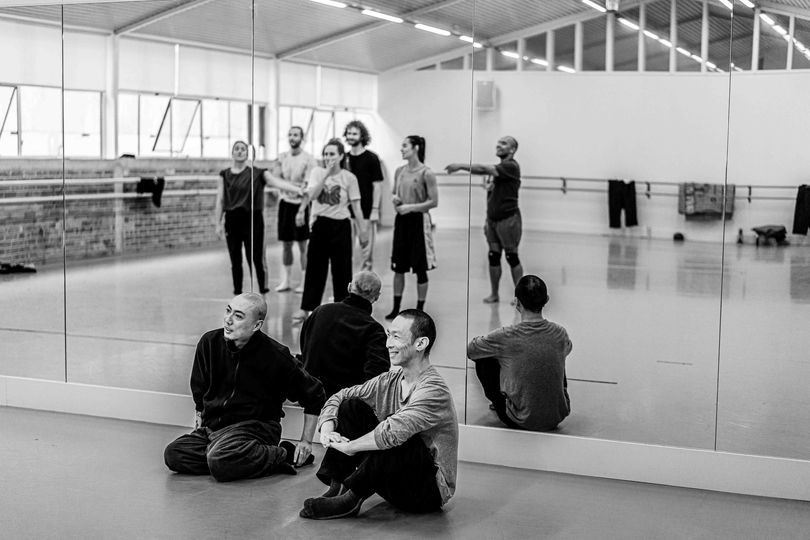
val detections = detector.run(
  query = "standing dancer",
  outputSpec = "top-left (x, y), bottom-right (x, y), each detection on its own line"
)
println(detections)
top-left (214, 141), bottom-right (302, 295)
top-left (273, 126), bottom-right (317, 292)
top-left (292, 139), bottom-right (368, 322)
top-left (385, 135), bottom-right (438, 320)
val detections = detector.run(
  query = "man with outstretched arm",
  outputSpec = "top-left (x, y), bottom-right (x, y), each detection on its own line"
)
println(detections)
top-left (446, 136), bottom-right (523, 303)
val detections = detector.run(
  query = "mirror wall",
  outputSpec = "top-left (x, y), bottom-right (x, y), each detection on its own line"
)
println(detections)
top-left (0, 7), bottom-right (65, 382)
top-left (2, 0), bottom-right (809, 463)
top-left (719, 2), bottom-right (810, 460)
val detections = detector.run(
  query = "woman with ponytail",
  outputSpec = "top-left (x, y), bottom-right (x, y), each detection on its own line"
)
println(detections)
top-left (385, 135), bottom-right (439, 319)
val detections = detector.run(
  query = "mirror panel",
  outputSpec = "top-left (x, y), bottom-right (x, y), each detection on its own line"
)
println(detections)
top-left (718, 2), bottom-right (810, 460)
top-left (464, 0), bottom-right (732, 448)
top-left (0, 6), bottom-right (66, 382)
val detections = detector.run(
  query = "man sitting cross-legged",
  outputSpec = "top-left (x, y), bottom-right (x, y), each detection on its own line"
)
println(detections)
top-left (163, 292), bottom-right (325, 481)
top-left (299, 309), bottom-right (458, 519)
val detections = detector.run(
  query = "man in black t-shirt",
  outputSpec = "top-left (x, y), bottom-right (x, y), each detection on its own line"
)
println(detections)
top-left (344, 120), bottom-right (385, 271)
top-left (446, 136), bottom-right (523, 303)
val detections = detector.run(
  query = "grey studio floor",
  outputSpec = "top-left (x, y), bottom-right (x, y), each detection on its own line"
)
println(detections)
top-left (2, 406), bottom-right (810, 540)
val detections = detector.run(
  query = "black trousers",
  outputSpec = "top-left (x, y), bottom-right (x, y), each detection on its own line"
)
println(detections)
top-left (301, 217), bottom-right (352, 311)
top-left (163, 419), bottom-right (286, 482)
top-left (474, 358), bottom-right (521, 429)
top-left (793, 185), bottom-right (810, 235)
top-left (608, 180), bottom-right (638, 229)
top-left (224, 209), bottom-right (267, 293)
top-left (316, 398), bottom-right (442, 513)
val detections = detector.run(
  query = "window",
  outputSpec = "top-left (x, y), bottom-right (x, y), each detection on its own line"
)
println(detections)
top-left (0, 86), bottom-right (19, 156)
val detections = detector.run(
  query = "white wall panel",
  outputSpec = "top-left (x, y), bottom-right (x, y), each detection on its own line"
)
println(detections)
top-left (178, 46), bottom-right (253, 101)
top-left (0, 19), bottom-right (61, 87)
top-left (320, 67), bottom-right (376, 110)
top-left (119, 38), bottom-right (174, 94)
top-left (278, 61), bottom-right (317, 106)
top-left (63, 31), bottom-right (107, 91)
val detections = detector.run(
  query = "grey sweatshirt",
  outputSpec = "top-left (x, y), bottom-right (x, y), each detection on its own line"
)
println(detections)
top-left (318, 366), bottom-right (459, 505)
top-left (467, 319), bottom-right (572, 431)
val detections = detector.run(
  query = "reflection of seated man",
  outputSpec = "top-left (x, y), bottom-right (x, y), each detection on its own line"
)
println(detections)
top-left (300, 310), bottom-right (458, 520)
top-left (164, 293), bottom-right (325, 481)
top-left (300, 270), bottom-right (390, 399)
top-left (467, 275), bottom-right (572, 431)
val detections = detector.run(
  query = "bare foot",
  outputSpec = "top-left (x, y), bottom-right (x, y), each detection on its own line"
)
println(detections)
top-left (291, 310), bottom-right (309, 323)
top-left (275, 282), bottom-right (291, 292)
top-left (483, 295), bottom-right (499, 304)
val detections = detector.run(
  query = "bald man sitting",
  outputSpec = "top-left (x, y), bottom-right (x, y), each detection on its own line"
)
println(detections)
top-left (164, 293), bottom-right (326, 482)
top-left (300, 271), bottom-right (390, 400)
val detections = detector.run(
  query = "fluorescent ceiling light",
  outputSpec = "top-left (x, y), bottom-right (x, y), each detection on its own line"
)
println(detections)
top-left (773, 25), bottom-right (787, 36)
top-left (531, 57), bottom-right (548, 66)
top-left (676, 47), bottom-right (691, 56)
top-left (690, 53), bottom-right (703, 62)
top-left (309, 0), bottom-right (347, 7)
top-left (659, 39), bottom-right (672, 47)
top-left (706, 61), bottom-right (717, 69)
top-left (582, 0), bottom-right (606, 13)
top-left (361, 9), bottom-right (403, 23)
top-left (500, 50), bottom-right (521, 59)
top-left (718, 0), bottom-right (733, 10)
top-left (558, 65), bottom-right (576, 73)
top-left (738, 0), bottom-right (755, 8)
top-left (644, 30), bottom-right (659, 40)
top-left (459, 35), bottom-right (483, 48)
top-left (760, 14), bottom-right (775, 25)
top-left (414, 23), bottom-right (451, 36)
top-left (619, 18), bottom-right (640, 31)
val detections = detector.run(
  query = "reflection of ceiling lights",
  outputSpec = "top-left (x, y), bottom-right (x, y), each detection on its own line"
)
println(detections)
top-left (582, 0), bottom-right (607, 13)
top-left (360, 9), bottom-right (403, 23)
top-left (308, 0), bottom-right (346, 8)
top-left (558, 66), bottom-right (576, 73)
top-left (500, 50), bottom-right (521, 59)
top-left (739, 0), bottom-right (755, 7)
top-left (459, 36), bottom-right (484, 48)
top-left (415, 23), bottom-right (451, 37)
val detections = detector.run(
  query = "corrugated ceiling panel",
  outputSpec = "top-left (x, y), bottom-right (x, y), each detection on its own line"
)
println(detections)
top-left (295, 21), bottom-right (473, 71)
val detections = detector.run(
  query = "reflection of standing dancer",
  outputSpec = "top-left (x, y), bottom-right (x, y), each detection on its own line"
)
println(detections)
top-left (344, 120), bottom-right (384, 271)
top-left (445, 136), bottom-right (523, 303)
top-left (214, 141), bottom-right (302, 295)
top-left (293, 139), bottom-right (369, 322)
top-left (385, 136), bottom-right (438, 320)
top-left (272, 126), bottom-right (317, 293)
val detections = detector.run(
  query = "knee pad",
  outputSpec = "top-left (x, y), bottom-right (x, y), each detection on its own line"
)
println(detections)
top-left (505, 252), bottom-right (521, 268)
top-left (488, 250), bottom-right (502, 267)
top-left (416, 270), bottom-right (429, 284)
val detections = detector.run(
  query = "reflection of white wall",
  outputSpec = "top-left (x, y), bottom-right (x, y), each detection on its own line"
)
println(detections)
top-left (0, 20), bottom-right (62, 87)
top-left (378, 70), bottom-right (806, 242)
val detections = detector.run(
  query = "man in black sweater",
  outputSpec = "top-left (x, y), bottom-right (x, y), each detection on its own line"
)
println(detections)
top-left (164, 293), bottom-right (325, 482)
top-left (300, 270), bottom-right (390, 399)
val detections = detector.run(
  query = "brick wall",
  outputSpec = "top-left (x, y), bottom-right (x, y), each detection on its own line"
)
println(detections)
top-left (0, 158), bottom-right (279, 267)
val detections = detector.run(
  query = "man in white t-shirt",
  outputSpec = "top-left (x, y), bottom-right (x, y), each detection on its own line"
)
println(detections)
top-left (271, 126), bottom-right (317, 293)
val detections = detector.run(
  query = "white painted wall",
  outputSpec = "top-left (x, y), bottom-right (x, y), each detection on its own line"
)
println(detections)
top-left (377, 70), bottom-right (806, 243)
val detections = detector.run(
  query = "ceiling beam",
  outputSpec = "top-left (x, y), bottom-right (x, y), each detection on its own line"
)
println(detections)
top-left (114, 0), bottom-right (217, 35)
top-left (277, 0), bottom-right (466, 59)
top-left (757, 1), bottom-right (810, 21)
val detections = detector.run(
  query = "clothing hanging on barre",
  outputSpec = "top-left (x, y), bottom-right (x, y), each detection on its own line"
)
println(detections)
top-left (792, 185), bottom-right (810, 235)
top-left (608, 180), bottom-right (638, 229)
top-left (677, 183), bottom-right (735, 221)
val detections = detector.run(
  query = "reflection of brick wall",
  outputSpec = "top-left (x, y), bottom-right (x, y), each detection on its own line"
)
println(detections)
top-left (0, 158), bottom-right (279, 268)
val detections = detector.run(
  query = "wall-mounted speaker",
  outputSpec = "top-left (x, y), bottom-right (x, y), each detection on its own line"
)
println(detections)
top-left (475, 80), bottom-right (496, 111)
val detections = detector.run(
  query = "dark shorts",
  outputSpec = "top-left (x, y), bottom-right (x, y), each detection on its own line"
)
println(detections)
top-left (485, 210), bottom-right (522, 252)
top-left (391, 212), bottom-right (430, 274)
top-left (277, 199), bottom-right (310, 242)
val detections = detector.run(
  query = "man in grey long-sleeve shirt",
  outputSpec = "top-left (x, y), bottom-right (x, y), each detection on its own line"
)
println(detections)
top-left (299, 309), bottom-right (458, 520)
top-left (467, 275), bottom-right (572, 431)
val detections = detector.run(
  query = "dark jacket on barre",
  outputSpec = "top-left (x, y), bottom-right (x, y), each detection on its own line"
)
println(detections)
top-left (300, 294), bottom-right (390, 399)
top-left (191, 329), bottom-right (325, 431)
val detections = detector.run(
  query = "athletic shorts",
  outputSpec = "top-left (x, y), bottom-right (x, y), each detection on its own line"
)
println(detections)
top-left (391, 212), bottom-right (436, 274)
top-left (484, 210), bottom-right (522, 252)
top-left (277, 200), bottom-right (310, 242)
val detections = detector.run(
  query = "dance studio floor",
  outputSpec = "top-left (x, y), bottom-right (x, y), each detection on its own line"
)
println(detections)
top-left (1, 227), bottom-right (809, 460)
top-left (2, 406), bottom-right (809, 540)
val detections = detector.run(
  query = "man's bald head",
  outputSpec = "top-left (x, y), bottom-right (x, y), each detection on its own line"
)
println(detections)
top-left (502, 136), bottom-right (518, 153)
top-left (235, 292), bottom-right (267, 322)
top-left (348, 270), bottom-right (382, 303)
